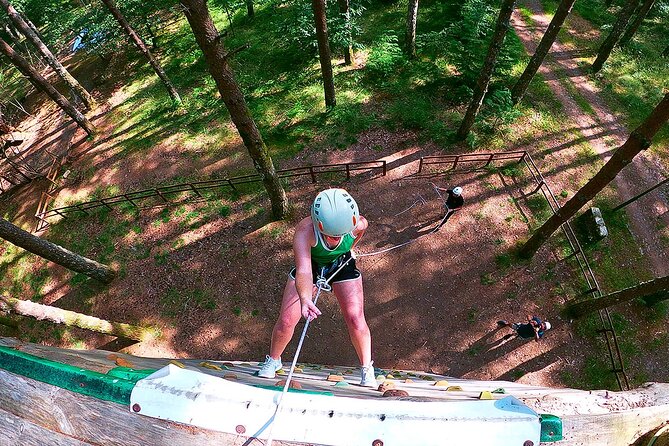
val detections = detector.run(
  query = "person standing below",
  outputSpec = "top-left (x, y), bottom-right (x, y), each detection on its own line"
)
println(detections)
top-left (259, 188), bottom-right (377, 387)
top-left (434, 185), bottom-right (464, 229)
top-left (497, 315), bottom-right (551, 342)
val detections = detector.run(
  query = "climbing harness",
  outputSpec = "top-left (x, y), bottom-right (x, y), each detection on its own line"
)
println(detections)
top-left (265, 186), bottom-right (462, 444)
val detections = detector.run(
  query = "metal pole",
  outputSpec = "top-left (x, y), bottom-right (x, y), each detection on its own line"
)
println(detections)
top-left (612, 176), bottom-right (669, 212)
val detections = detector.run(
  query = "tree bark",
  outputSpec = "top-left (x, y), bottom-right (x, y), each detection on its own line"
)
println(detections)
top-left (3, 22), bottom-right (21, 41)
top-left (566, 275), bottom-right (669, 317)
top-left (179, 0), bottom-right (288, 219)
top-left (246, 0), bottom-right (254, 17)
top-left (405, 0), bottom-right (419, 59)
top-left (100, 0), bottom-right (182, 104)
top-left (0, 296), bottom-right (153, 340)
top-left (337, 0), bottom-right (354, 64)
top-left (511, 0), bottom-right (576, 104)
top-left (591, 0), bottom-right (640, 73)
top-left (619, 0), bottom-right (656, 46)
top-left (456, 0), bottom-right (516, 140)
top-left (0, 38), bottom-right (96, 136)
top-left (0, 218), bottom-right (115, 283)
top-left (312, 0), bottom-right (336, 107)
top-left (519, 92), bottom-right (669, 258)
top-left (143, 17), bottom-right (159, 49)
top-left (0, 0), bottom-right (96, 110)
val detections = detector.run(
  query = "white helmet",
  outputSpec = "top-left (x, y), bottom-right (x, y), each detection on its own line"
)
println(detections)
top-left (452, 186), bottom-right (463, 196)
top-left (543, 321), bottom-right (551, 330)
top-left (311, 188), bottom-right (359, 237)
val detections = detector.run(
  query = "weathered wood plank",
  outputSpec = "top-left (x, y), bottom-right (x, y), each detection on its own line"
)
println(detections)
top-left (3, 337), bottom-right (669, 445)
top-left (0, 407), bottom-right (93, 446)
top-left (0, 369), bottom-right (301, 446)
top-left (560, 407), bottom-right (669, 445)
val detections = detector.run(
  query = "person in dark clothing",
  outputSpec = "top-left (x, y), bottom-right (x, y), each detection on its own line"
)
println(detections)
top-left (445, 186), bottom-right (464, 212)
top-left (497, 315), bottom-right (551, 342)
top-left (434, 186), bottom-right (464, 230)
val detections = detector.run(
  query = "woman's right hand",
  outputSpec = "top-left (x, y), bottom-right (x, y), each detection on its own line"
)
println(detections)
top-left (301, 299), bottom-right (322, 321)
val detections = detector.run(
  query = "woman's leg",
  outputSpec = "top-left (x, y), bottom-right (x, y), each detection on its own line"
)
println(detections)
top-left (333, 277), bottom-right (372, 366)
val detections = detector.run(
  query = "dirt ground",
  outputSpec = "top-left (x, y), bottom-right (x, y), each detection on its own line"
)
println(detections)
top-left (1, 3), bottom-right (668, 391)
top-left (0, 113), bottom-right (594, 390)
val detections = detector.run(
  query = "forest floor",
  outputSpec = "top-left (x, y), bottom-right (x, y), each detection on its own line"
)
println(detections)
top-left (0, 1), bottom-right (668, 391)
top-left (514, 0), bottom-right (669, 276)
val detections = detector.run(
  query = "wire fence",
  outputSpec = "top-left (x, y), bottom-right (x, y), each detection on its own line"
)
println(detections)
top-left (417, 150), bottom-right (630, 391)
top-left (417, 150), bottom-right (528, 173)
top-left (34, 160), bottom-right (386, 229)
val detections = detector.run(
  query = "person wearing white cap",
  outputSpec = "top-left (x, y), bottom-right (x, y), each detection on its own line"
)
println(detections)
top-left (497, 315), bottom-right (551, 342)
top-left (259, 188), bottom-right (377, 387)
top-left (433, 185), bottom-right (465, 230)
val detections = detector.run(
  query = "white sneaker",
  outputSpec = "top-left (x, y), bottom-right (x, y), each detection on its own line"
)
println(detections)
top-left (360, 361), bottom-right (377, 388)
top-left (258, 355), bottom-right (282, 378)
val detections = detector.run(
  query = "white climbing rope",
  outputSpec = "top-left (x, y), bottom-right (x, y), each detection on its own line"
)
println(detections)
top-left (265, 260), bottom-right (354, 445)
top-left (264, 197), bottom-right (456, 444)
top-left (356, 209), bottom-right (452, 258)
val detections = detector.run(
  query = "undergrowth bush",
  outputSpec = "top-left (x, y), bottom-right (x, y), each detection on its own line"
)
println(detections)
top-left (445, 0), bottom-right (517, 86)
top-left (327, 103), bottom-right (376, 134)
top-left (278, 0), bottom-right (365, 54)
top-left (386, 94), bottom-right (432, 130)
top-left (366, 33), bottom-right (405, 79)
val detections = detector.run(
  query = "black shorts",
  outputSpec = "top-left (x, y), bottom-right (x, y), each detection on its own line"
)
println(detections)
top-left (289, 252), bottom-right (361, 284)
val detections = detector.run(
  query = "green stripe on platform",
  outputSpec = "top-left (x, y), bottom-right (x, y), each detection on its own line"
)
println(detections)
top-left (253, 384), bottom-right (334, 396)
top-left (107, 366), bottom-right (157, 383)
top-left (0, 346), bottom-right (136, 405)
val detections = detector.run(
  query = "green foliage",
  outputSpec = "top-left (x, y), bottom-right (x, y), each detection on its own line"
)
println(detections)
top-left (581, 204), bottom-right (653, 291)
top-left (566, 0), bottom-right (669, 162)
top-left (327, 103), bottom-right (376, 134)
top-left (277, 0), bottom-right (365, 54)
top-left (445, 0), bottom-right (517, 86)
top-left (366, 33), bottom-right (405, 79)
top-left (387, 94), bottom-right (433, 130)
top-left (526, 194), bottom-right (551, 224)
top-left (20, 0), bottom-right (179, 56)
top-left (480, 273), bottom-right (496, 285)
top-left (495, 252), bottom-right (513, 270)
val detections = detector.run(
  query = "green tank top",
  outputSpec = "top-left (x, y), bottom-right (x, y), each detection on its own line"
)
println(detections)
top-left (311, 227), bottom-right (356, 266)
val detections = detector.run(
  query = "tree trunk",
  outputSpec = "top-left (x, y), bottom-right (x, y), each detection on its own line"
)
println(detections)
top-left (0, 0), bottom-right (96, 110)
top-left (566, 275), bottom-right (669, 317)
top-left (143, 17), bottom-right (159, 49)
top-left (405, 0), bottom-right (419, 59)
top-left (456, 0), bottom-right (516, 140)
top-left (511, 0), bottom-right (576, 104)
top-left (519, 92), bottom-right (669, 258)
top-left (591, 0), bottom-right (640, 73)
top-left (100, 0), bottom-right (182, 104)
top-left (3, 22), bottom-right (21, 41)
top-left (337, 0), bottom-right (354, 65)
top-left (0, 38), bottom-right (96, 136)
top-left (246, 0), bottom-right (254, 17)
top-left (0, 218), bottom-right (115, 283)
top-left (179, 0), bottom-right (288, 219)
top-left (0, 296), bottom-right (154, 340)
top-left (312, 0), bottom-right (336, 107)
top-left (619, 0), bottom-right (656, 46)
